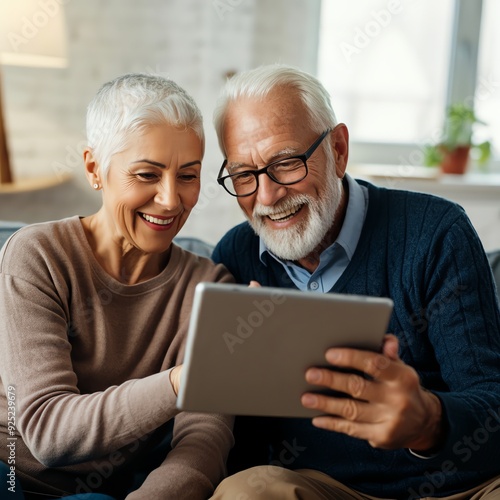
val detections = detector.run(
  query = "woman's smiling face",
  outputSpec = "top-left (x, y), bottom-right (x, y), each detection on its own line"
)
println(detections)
top-left (98, 123), bottom-right (203, 254)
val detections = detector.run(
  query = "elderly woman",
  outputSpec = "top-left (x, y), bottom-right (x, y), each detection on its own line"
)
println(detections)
top-left (0, 74), bottom-right (234, 499)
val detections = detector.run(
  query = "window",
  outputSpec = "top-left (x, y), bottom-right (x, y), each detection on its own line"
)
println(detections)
top-left (317, 0), bottom-right (499, 168)
top-left (475, 0), bottom-right (500, 156)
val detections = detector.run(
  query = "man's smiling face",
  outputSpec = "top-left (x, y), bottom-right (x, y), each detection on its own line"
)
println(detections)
top-left (221, 89), bottom-right (345, 262)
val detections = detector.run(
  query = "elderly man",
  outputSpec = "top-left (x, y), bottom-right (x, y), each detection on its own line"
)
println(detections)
top-left (209, 65), bottom-right (500, 499)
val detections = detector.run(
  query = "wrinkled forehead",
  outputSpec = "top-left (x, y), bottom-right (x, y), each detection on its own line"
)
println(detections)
top-left (223, 89), bottom-right (311, 142)
top-left (221, 92), bottom-right (319, 166)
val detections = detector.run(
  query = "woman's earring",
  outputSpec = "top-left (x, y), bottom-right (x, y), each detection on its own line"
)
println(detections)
top-left (93, 183), bottom-right (99, 189)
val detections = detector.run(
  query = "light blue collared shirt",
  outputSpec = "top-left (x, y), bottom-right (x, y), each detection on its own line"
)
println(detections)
top-left (259, 174), bottom-right (368, 292)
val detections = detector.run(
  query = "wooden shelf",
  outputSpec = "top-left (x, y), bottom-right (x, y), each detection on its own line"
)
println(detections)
top-left (349, 164), bottom-right (500, 196)
top-left (0, 172), bottom-right (72, 194)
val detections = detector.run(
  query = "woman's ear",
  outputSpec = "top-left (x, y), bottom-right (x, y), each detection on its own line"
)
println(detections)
top-left (83, 148), bottom-right (101, 190)
top-left (329, 124), bottom-right (349, 179)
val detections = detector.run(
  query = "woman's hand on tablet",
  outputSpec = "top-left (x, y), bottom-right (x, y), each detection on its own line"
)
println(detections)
top-left (248, 280), bottom-right (261, 287)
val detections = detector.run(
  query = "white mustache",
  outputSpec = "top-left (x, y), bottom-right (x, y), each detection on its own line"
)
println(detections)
top-left (253, 195), bottom-right (311, 218)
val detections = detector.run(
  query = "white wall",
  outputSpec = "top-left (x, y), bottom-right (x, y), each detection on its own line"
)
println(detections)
top-left (0, 0), bottom-right (321, 245)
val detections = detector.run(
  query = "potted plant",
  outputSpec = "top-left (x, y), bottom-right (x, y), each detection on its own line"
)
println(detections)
top-left (424, 103), bottom-right (491, 174)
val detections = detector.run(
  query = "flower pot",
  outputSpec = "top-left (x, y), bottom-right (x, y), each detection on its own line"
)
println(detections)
top-left (440, 145), bottom-right (470, 175)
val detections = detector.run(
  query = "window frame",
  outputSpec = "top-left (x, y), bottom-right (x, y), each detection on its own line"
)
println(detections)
top-left (316, 0), bottom-right (499, 171)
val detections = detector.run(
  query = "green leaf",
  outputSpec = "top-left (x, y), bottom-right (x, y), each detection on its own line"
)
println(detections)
top-left (474, 141), bottom-right (492, 166)
top-left (423, 145), bottom-right (443, 166)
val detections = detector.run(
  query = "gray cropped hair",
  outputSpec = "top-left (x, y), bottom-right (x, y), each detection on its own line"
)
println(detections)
top-left (213, 64), bottom-right (338, 155)
top-left (86, 73), bottom-right (204, 176)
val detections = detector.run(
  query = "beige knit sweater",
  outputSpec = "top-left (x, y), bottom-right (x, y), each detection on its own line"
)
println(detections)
top-left (0, 216), bottom-right (234, 499)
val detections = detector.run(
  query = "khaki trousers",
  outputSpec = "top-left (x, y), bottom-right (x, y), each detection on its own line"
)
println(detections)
top-left (210, 466), bottom-right (500, 500)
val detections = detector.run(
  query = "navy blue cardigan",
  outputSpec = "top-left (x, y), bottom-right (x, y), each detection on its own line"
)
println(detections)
top-left (212, 180), bottom-right (500, 498)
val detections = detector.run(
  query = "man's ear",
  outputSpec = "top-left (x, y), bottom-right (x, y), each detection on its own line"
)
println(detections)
top-left (83, 148), bottom-right (102, 190)
top-left (329, 124), bottom-right (349, 179)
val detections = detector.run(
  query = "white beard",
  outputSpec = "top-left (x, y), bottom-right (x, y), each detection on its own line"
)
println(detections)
top-left (247, 168), bottom-right (343, 261)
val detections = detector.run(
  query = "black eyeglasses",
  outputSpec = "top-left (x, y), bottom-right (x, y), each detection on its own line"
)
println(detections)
top-left (217, 129), bottom-right (331, 197)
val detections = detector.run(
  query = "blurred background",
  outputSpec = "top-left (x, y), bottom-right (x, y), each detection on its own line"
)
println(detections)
top-left (0, 0), bottom-right (499, 247)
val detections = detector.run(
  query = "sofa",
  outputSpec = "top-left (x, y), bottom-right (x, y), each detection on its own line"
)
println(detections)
top-left (1, 220), bottom-right (499, 302)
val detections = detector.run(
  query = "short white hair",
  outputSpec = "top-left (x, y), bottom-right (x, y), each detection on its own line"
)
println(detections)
top-left (213, 64), bottom-right (338, 155)
top-left (86, 73), bottom-right (204, 176)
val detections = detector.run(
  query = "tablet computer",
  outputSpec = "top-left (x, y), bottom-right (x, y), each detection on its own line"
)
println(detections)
top-left (176, 283), bottom-right (393, 418)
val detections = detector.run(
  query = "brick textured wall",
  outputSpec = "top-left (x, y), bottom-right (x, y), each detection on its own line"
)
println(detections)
top-left (0, 0), bottom-right (320, 244)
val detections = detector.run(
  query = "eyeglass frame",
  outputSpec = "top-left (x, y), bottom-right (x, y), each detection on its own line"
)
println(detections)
top-left (217, 129), bottom-right (331, 197)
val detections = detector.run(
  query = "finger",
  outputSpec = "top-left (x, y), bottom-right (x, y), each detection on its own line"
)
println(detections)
top-left (169, 365), bottom-right (182, 396)
top-left (301, 392), bottom-right (374, 423)
top-left (303, 392), bottom-right (397, 447)
top-left (305, 367), bottom-right (376, 401)
top-left (310, 416), bottom-right (389, 447)
top-left (248, 280), bottom-right (261, 287)
top-left (311, 415), bottom-right (405, 449)
top-left (382, 334), bottom-right (399, 360)
top-left (324, 347), bottom-right (398, 382)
